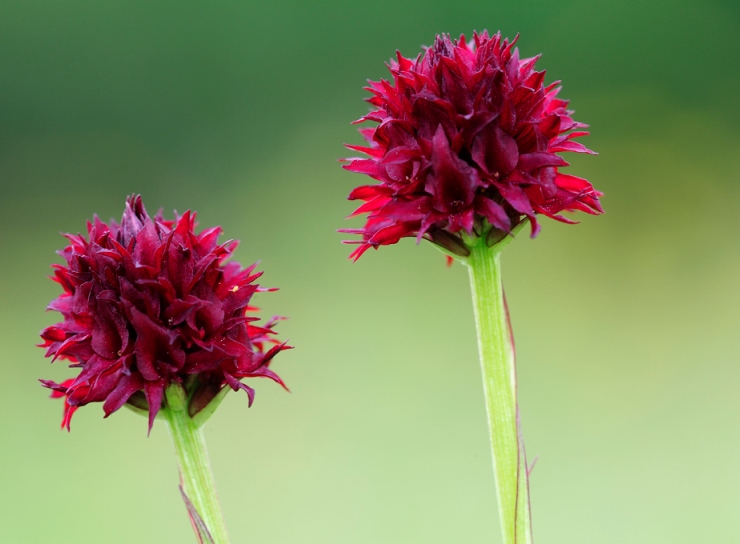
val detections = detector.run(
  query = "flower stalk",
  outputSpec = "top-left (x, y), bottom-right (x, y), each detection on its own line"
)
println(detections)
top-left (465, 235), bottom-right (533, 544)
top-left (340, 29), bottom-right (601, 544)
top-left (163, 385), bottom-right (230, 544)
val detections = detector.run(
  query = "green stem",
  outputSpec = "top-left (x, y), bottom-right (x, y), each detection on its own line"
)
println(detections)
top-left (163, 385), bottom-right (231, 544)
top-left (465, 238), bottom-right (533, 544)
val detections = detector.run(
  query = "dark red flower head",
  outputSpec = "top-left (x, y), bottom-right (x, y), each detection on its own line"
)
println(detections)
top-left (39, 196), bottom-right (289, 431)
top-left (341, 31), bottom-right (603, 259)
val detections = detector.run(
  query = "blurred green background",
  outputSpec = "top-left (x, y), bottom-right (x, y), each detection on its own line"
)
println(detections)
top-left (1, 0), bottom-right (739, 542)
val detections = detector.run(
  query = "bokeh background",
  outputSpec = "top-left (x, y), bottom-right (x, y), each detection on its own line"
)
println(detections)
top-left (2, 0), bottom-right (739, 542)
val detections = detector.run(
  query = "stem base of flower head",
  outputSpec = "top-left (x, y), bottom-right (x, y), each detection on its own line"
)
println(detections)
top-left (122, 382), bottom-right (229, 429)
top-left (166, 383), bottom-right (189, 412)
top-left (430, 218), bottom-right (529, 264)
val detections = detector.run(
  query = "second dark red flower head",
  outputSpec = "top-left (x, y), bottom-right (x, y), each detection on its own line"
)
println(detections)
top-left (40, 196), bottom-right (289, 431)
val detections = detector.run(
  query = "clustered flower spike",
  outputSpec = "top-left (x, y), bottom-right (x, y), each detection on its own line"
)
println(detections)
top-left (39, 196), bottom-right (289, 431)
top-left (342, 31), bottom-right (603, 259)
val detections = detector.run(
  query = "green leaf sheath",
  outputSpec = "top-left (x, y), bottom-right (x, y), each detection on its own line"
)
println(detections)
top-left (466, 239), bottom-right (533, 544)
top-left (163, 385), bottom-right (231, 544)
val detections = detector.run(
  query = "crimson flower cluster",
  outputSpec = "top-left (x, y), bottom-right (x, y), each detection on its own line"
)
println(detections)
top-left (342, 31), bottom-right (603, 259)
top-left (40, 196), bottom-right (288, 431)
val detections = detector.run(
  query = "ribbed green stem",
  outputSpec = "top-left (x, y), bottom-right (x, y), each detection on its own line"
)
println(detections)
top-left (466, 239), bottom-right (533, 544)
top-left (163, 385), bottom-right (230, 544)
